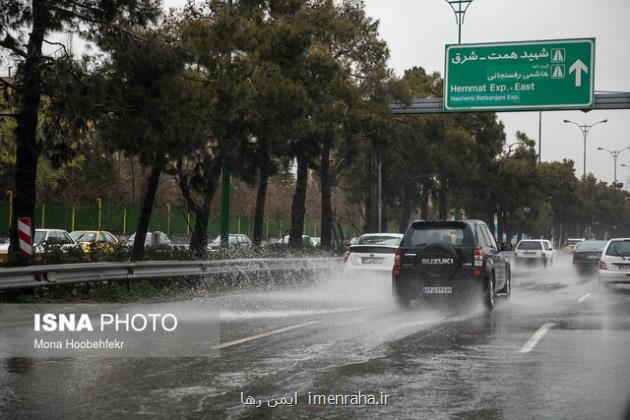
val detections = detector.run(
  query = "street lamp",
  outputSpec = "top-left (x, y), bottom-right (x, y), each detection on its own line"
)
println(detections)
top-left (443, 0), bottom-right (475, 44)
top-left (563, 119), bottom-right (607, 178)
top-left (597, 146), bottom-right (630, 184)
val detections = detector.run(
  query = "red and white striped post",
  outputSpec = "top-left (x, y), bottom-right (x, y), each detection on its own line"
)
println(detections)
top-left (17, 217), bottom-right (33, 257)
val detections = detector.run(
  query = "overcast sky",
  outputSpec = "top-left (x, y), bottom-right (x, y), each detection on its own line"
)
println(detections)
top-left (361, 0), bottom-right (630, 187)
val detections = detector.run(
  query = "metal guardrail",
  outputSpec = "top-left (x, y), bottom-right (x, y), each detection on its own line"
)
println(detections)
top-left (390, 92), bottom-right (630, 114)
top-left (0, 257), bottom-right (342, 290)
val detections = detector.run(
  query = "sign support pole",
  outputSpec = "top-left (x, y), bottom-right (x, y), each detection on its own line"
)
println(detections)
top-left (538, 111), bottom-right (542, 163)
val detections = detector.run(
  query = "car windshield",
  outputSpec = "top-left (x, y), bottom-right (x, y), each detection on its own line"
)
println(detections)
top-left (127, 233), bottom-right (152, 245)
top-left (358, 236), bottom-right (401, 246)
top-left (606, 240), bottom-right (630, 257)
top-left (517, 241), bottom-right (543, 250)
top-left (72, 232), bottom-right (96, 242)
top-left (33, 231), bottom-right (45, 245)
top-left (211, 235), bottom-right (238, 243)
top-left (575, 241), bottom-right (607, 252)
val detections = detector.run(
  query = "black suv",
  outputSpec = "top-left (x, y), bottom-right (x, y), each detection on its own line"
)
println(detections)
top-left (392, 220), bottom-right (512, 310)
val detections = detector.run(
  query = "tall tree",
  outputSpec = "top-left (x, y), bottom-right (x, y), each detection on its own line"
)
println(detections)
top-left (311, 0), bottom-right (389, 247)
top-left (0, 0), bottom-right (159, 262)
top-left (173, 0), bottom-right (270, 255)
top-left (96, 28), bottom-right (211, 260)
top-left (246, 4), bottom-right (311, 247)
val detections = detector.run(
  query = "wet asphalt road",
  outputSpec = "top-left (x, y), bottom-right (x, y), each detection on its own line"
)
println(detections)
top-left (1, 255), bottom-right (630, 420)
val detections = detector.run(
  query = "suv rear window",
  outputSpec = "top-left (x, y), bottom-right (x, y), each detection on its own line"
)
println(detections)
top-left (605, 240), bottom-right (630, 257)
top-left (517, 241), bottom-right (543, 250)
top-left (404, 223), bottom-right (468, 247)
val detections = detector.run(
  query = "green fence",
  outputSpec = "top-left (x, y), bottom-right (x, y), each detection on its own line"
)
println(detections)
top-left (0, 200), bottom-right (348, 239)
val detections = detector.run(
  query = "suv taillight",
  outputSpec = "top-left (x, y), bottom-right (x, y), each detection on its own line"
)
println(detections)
top-left (343, 251), bottom-right (350, 263)
top-left (393, 247), bottom-right (401, 276)
top-left (473, 248), bottom-right (484, 267)
top-left (599, 260), bottom-right (607, 270)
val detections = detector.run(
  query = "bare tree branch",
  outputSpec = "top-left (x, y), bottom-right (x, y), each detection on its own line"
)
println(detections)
top-left (43, 38), bottom-right (72, 59)
top-left (0, 38), bottom-right (27, 58)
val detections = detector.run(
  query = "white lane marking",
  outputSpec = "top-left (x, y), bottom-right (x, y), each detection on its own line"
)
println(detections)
top-left (220, 307), bottom-right (368, 321)
top-left (577, 293), bottom-right (591, 303)
top-left (519, 322), bottom-right (556, 353)
top-left (213, 320), bottom-right (321, 350)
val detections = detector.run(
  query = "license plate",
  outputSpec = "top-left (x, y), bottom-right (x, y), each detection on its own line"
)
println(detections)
top-left (361, 257), bottom-right (383, 264)
top-left (587, 256), bottom-right (600, 260)
top-left (524, 251), bottom-right (536, 255)
top-left (422, 287), bottom-right (453, 294)
top-left (616, 264), bottom-right (630, 272)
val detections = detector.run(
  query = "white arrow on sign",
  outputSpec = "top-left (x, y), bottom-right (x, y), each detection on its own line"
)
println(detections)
top-left (569, 59), bottom-right (588, 87)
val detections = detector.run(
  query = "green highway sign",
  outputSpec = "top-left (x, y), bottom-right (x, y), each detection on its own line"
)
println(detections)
top-left (444, 38), bottom-right (595, 111)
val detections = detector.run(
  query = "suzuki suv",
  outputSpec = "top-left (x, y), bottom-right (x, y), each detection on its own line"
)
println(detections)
top-left (392, 220), bottom-right (512, 310)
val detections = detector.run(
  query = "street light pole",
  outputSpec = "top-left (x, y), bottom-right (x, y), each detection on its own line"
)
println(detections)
top-left (563, 119), bottom-right (608, 177)
top-left (621, 164), bottom-right (630, 188)
top-left (443, 0), bottom-right (475, 44)
top-left (597, 146), bottom-right (630, 184)
top-left (442, 0), bottom-right (474, 221)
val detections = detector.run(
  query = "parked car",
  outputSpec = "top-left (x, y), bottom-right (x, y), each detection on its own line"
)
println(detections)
top-left (125, 231), bottom-right (172, 248)
top-left (572, 240), bottom-right (607, 274)
top-left (563, 238), bottom-right (585, 254)
top-left (70, 230), bottom-right (119, 252)
top-left (310, 236), bottom-right (321, 247)
top-left (513, 239), bottom-right (554, 267)
top-left (599, 238), bottom-right (630, 287)
top-left (0, 229), bottom-right (79, 261)
top-left (208, 234), bottom-right (252, 251)
top-left (343, 233), bottom-right (403, 273)
top-left (280, 234), bottom-right (312, 245)
top-left (392, 220), bottom-right (512, 310)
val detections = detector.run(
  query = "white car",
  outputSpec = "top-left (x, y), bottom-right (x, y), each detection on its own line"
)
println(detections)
top-left (280, 234), bottom-right (312, 245)
top-left (125, 231), bottom-right (172, 248)
top-left (343, 233), bottom-right (404, 273)
top-left (599, 238), bottom-right (630, 286)
top-left (513, 239), bottom-right (554, 267)
top-left (0, 229), bottom-right (78, 260)
top-left (208, 234), bottom-right (252, 251)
